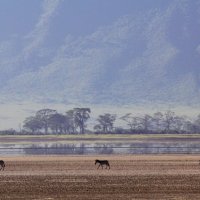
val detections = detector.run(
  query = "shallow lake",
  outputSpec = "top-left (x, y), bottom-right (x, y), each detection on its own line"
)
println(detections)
top-left (1, 141), bottom-right (200, 155)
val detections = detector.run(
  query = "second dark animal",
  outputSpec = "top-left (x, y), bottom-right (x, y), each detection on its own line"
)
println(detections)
top-left (0, 160), bottom-right (5, 171)
top-left (95, 159), bottom-right (110, 169)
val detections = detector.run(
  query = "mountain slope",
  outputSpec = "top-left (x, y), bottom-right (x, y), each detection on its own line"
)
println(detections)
top-left (0, 0), bottom-right (200, 107)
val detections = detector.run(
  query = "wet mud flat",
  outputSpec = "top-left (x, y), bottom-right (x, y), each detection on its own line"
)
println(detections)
top-left (1, 155), bottom-right (200, 199)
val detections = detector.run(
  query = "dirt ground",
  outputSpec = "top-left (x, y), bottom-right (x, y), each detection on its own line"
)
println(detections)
top-left (1, 155), bottom-right (200, 199)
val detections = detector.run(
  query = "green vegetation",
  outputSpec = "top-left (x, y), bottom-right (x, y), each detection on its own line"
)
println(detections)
top-left (1, 133), bottom-right (200, 143)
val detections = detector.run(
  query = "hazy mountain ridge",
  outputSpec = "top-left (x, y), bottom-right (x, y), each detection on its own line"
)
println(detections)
top-left (0, 0), bottom-right (200, 107)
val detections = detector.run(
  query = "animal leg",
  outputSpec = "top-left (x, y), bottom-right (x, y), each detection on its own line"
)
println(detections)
top-left (107, 163), bottom-right (110, 169)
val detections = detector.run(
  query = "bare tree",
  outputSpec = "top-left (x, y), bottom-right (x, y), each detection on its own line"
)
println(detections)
top-left (96, 113), bottom-right (116, 133)
top-left (120, 113), bottom-right (135, 131)
top-left (120, 113), bottom-right (144, 132)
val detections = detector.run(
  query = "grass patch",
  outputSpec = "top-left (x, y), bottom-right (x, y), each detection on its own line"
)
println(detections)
top-left (1, 133), bottom-right (200, 142)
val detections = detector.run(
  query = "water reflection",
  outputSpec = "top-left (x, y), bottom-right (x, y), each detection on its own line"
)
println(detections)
top-left (24, 144), bottom-right (87, 155)
top-left (1, 142), bottom-right (200, 155)
top-left (94, 144), bottom-right (114, 154)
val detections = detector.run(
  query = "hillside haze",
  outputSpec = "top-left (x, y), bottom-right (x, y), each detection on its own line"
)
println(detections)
top-left (0, 0), bottom-right (199, 129)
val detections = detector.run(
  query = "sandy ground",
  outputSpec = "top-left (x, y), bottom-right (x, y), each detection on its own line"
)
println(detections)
top-left (1, 155), bottom-right (200, 199)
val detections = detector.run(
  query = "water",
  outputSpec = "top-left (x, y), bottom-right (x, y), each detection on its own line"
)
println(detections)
top-left (1, 141), bottom-right (200, 155)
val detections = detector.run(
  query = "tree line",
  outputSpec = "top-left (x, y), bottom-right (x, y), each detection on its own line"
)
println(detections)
top-left (1, 108), bottom-right (200, 135)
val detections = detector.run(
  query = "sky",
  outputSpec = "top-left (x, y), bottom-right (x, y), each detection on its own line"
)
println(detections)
top-left (0, 0), bottom-right (169, 40)
top-left (0, 0), bottom-right (200, 130)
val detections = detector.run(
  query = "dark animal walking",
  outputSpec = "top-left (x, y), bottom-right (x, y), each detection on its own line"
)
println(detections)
top-left (95, 159), bottom-right (110, 169)
top-left (0, 160), bottom-right (5, 171)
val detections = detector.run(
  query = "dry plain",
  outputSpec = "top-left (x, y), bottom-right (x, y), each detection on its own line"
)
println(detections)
top-left (1, 155), bottom-right (200, 199)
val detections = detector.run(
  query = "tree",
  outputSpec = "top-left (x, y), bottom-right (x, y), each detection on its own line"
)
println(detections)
top-left (193, 114), bottom-right (200, 133)
top-left (120, 113), bottom-right (135, 131)
top-left (36, 109), bottom-right (57, 134)
top-left (96, 113), bottom-right (116, 133)
top-left (73, 108), bottom-right (91, 134)
top-left (23, 116), bottom-right (43, 134)
top-left (120, 113), bottom-right (143, 132)
top-left (140, 114), bottom-right (153, 132)
top-left (185, 119), bottom-right (198, 133)
top-left (65, 110), bottom-right (77, 134)
top-left (152, 112), bottom-right (164, 132)
top-left (93, 124), bottom-right (102, 133)
top-left (48, 113), bottom-right (66, 134)
top-left (163, 110), bottom-right (176, 133)
top-left (173, 116), bottom-right (187, 133)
